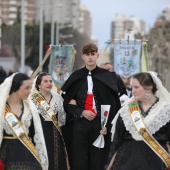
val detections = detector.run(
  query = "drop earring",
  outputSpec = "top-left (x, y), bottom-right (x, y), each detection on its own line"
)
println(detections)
top-left (145, 91), bottom-right (150, 100)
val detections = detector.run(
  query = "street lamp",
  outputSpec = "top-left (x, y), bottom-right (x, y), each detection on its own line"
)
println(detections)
top-left (51, 4), bottom-right (63, 45)
top-left (39, 4), bottom-right (43, 71)
top-left (20, 0), bottom-right (25, 73)
top-left (58, 23), bottom-right (73, 43)
top-left (39, 3), bottom-right (63, 69)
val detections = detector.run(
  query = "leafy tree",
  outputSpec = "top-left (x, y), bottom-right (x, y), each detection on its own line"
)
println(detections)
top-left (1, 22), bottom-right (91, 71)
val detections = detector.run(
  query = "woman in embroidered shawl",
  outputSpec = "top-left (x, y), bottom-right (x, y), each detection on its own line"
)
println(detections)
top-left (0, 73), bottom-right (48, 170)
top-left (106, 72), bottom-right (170, 170)
top-left (30, 72), bottom-right (69, 170)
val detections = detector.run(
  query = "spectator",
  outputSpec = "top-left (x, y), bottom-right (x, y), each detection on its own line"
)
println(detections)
top-left (0, 66), bottom-right (7, 84)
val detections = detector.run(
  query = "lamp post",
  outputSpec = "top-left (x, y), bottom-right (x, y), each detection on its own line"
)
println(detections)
top-left (39, 3), bottom-right (63, 69)
top-left (51, 4), bottom-right (63, 45)
top-left (0, 7), bottom-right (2, 50)
top-left (39, 4), bottom-right (43, 71)
top-left (20, 0), bottom-right (25, 73)
top-left (51, 15), bottom-right (54, 45)
top-left (55, 5), bottom-right (63, 45)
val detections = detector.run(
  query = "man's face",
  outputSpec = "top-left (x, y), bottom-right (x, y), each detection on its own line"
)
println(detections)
top-left (82, 52), bottom-right (99, 67)
top-left (122, 77), bottom-right (131, 88)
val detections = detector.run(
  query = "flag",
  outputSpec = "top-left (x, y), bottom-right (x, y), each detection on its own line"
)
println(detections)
top-left (49, 45), bottom-right (76, 89)
top-left (140, 42), bottom-right (149, 72)
top-left (113, 39), bottom-right (141, 78)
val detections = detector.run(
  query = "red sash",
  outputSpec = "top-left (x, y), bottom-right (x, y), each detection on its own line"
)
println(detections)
top-left (84, 94), bottom-right (98, 116)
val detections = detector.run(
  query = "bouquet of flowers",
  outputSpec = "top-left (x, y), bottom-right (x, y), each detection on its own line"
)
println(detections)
top-left (0, 159), bottom-right (5, 170)
top-left (93, 105), bottom-right (110, 148)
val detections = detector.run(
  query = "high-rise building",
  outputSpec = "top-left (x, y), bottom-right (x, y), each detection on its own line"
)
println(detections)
top-left (1, 0), bottom-right (35, 25)
top-left (79, 6), bottom-right (91, 38)
top-left (154, 6), bottom-right (170, 28)
top-left (111, 14), bottom-right (145, 39)
top-left (0, 0), bottom-right (81, 29)
top-left (158, 6), bottom-right (170, 21)
top-left (34, 0), bottom-right (80, 30)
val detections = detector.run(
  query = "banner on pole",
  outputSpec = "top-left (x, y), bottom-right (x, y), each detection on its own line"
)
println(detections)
top-left (113, 39), bottom-right (141, 78)
top-left (49, 45), bottom-right (76, 87)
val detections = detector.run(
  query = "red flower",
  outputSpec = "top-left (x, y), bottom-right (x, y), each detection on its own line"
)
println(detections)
top-left (104, 111), bottom-right (108, 117)
top-left (45, 45), bottom-right (50, 50)
top-left (0, 159), bottom-right (5, 170)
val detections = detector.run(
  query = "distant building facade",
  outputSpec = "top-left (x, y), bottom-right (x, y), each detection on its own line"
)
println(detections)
top-left (0, 0), bottom-right (93, 37)
top-left (34, 0), bottom-right (81, 30)
top-left (79, 6), bottom-right (92, 38)
top-left (111, 14), bottom-right (145, 39)
top-left (154, 6), bottom-right (170, 28)
top-left (1, 0), bottom-right (35, 25)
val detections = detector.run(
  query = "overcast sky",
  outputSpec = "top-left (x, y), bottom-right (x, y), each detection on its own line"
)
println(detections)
top-left (81, 0), bottom-right (170, 50)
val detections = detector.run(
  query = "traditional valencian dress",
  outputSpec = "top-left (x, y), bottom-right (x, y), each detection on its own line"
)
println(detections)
top-left (0, 74), bottom-right (48, 170)
top-left (107, 72), bottom-right (170, 170)
top-left (31, 77), bottom-right (68, 170)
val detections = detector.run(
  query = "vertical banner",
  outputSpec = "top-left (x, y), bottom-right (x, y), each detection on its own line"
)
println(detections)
top-left (49, 45), bottom-right (76, 88)
top-left (141, 42), bottom-right (149, 72)
top-left (114, 39), bottom-right (141, 78)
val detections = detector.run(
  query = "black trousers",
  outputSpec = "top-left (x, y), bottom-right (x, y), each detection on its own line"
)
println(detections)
top-left (72, 117), bottom-right (105, 170)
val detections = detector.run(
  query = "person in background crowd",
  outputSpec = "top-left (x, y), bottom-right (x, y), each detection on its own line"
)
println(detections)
top-left (119, 76), bottom-right (132, 106)
top-left (0, 73), bottom-right (48, 170)
top-left (61, 43), bottom-right (125, 170)
top-left (100, 62), bottom-right (114, 72)
top-left (0, 66), bottom-right (7, 84)
top-left (99, 63), bottom-right (127, 102)
top-left (7, 69), bottom-right (14, 77)
top-left (30, 72), bottom-right (70, 170)
top-left (107, 72), bottom-right (170, 170)
top-left (99, 63), bottom-right (127, 98)
top-left (121, 76), bottom-right (132, 98)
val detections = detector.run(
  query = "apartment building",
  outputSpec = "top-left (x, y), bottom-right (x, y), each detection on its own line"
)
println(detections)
top-left (1, 0), bottom-right (35, 25)
top-left (111, 14), bottom-right (145, 39)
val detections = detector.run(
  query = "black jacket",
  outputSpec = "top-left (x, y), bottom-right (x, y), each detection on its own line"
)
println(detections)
top-left (61, 66), bottom-right (126, 127)
top-left (61, 66), bottom-right (127, 166)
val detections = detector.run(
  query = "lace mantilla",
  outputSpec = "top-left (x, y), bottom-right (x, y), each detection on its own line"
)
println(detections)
top-left (120, 99), bottom-right (170, 140)
top-left (28, 98), bottom-right (49, 170)
top-left (3, 101), bottom-right (32, 136)
top-left (31, 93), bottom-right (66, 126)
top-left (111, 71), bottom-right (170, 142)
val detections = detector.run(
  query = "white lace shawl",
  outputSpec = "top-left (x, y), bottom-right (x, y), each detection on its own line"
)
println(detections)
top-left (27, 98), bottom-right (49, 170)
top-left (50, 93), bottom-right (66, 126)
top-left (111, 71), bottom-right (170, 141)
top-left (111, 97), bottom-right (170, 141)
top-left (0, 73), bottom-right (48, 170)
top-left (31, 76), bottom-right (66, 126)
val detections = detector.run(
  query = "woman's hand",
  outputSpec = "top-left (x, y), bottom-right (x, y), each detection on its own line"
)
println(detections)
top-left (100, 127), bottom-right (107, 135)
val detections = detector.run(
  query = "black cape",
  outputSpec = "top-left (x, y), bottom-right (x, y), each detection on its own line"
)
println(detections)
top-left (61, 66), bottom-right (125, 126)
top-left (61, 66), bottom-right (126, 166)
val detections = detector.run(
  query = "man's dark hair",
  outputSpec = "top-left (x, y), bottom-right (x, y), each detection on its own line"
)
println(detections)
top-left (82, 43), bottom-right (98, 54)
